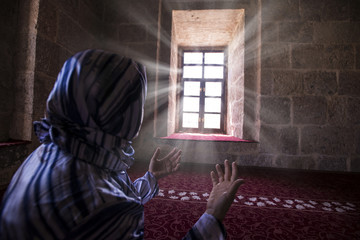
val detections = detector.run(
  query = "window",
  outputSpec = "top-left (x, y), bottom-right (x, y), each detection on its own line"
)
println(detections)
top-left (179, 49), bottom-right (227, 133)
top-left (166, 9), bottom-right (256, 140)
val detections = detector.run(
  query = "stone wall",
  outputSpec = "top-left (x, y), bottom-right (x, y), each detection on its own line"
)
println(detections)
top-left (0, 0), bottom-right (18, 142)
top-left (259, 0), bottom-right (360, 171)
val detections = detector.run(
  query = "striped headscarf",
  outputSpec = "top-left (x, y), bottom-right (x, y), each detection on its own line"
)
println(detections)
top-left (34, 49), bottom-right (147, 171)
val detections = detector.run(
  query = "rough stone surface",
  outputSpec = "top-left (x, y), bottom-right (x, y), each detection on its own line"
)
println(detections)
top-left (262, 0), bottom-right (299, 22)
top-left (261, 21), bottom-right (278, 43)
top-left (273, 70), bottom-right (303, 96)
top-left (279, 22), bottom-right (313, 43)
top-left (262, 43), bottom-right (290, 68)
top-left (292, 44), bottom-right (325, 69)
top-left (37, 0), bottom-right (57, 40)
top-left (314, 22), bottom-right (360, 44)
top-left (260, 69), bottom-right (273, 95)
top-left (347, 98), bottom-right (360, 125)
top-left (275, 155), bottom-right (316, 170)
top-left (357, 45), bottom-right (360, 69)
top-left (301, 127), bottom-right (354, 155)
top-left (350, 158), bottom-right (360, 172)
top-left (303, 71), bottom-right (337, 96)
top-left (323, 45), bottom-right (354, 69)
top-left (327, 96), bottom-right (348, 126)
top-left (293, 96), bottom-right (327, 125)
top-left (261, 97), bottom-right (291, 124)
top-left (279, 127), bottom-right (299, 155)
top-left (317, 156), bottom-right (347, 172)
top-left (259, 125), bottom-right (279, 153)
top-left (339, 71), bottom-right (360, 96)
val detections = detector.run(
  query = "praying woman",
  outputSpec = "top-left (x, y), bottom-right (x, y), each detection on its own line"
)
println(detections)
top-left (0, 49), bottom-right (244, 240)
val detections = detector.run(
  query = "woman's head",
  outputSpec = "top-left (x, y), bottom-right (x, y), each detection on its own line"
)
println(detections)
top-left (35, 49), bottom-right (147, 170)
top-left (47, 49), bottom-right (147, 140)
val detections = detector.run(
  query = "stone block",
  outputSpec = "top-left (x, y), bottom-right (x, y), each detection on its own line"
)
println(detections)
top-left (314, 22), bottom-right (360, 44)
top-left (262, 43), bottom-right (290, 68)
top-left (347, 97), bottom-right (360, 125)
top-left (301, 126), bottom-right (354, 155)
top-left (229, 142), bottom-right (258, 154)
top-left (33, 73), bottom-right (55, 117)
top-left (321, 0), bottom-right (350, 21)
top-left (357, 45), bottom-right (360, 69)
top-left (279, 127), bottom-right (299, 155)
top-left (292, 44), bottom-right (324, 69)
top-left (260, 70), bottom-right (272, 95)
top-left (293, 96), bottom-right (327, 125)
top-left (126, 43), bottom-right (158, 62)
top-left (13, 72), bottom-right (35, 114)
top-left (128, 0), bottom-right (159, 24)
top-left (236, 154), bottom-right (272, 167)
top-left (0, 112), bottom-right (10, 141)
top-left (317, 156), bottom-right (347, 172)
top-left (279, 22), bottom-right (313, 43)
top-left (303, 71), bottom-right (337, 96)
top-left (35, 36), bottom-right (61, 78)
top-left (350, 0), bottom-right (360, 21)
top-left (323, 45), bottom-right (354, 69)
top-left (79, 0), bottom-right (104, 19)
top-left (350, 158), bottom-right (360, 172)
top-left (38, 0), bottom-right (57, 40)
top-left (261, 22), bottom-right (278, 43)
top-left (327, 96), bottom-right (348, 126)
top-left (339, 71), bottom-right (360, 96)
top-left (356, 129), bottom-right (360, 154)
top-left (119, 24), bottom-right (148, 43)
top-left (262, 0), bottom-right (300, 22)
top-left (300, 0), bottom-right (349, 21)
top-left (261, 96), bottom-right (291, 124)
top-left (0, 70), bottom-right (13, 112)
top-left (55, 0), bottom-right (80, 21)
top-left (103, 2), bottom-right (130, 24)
top-left (77, 3), bottom-right (103, 37)
top-left (299, 0), bottom-right (323, 21)
top-left (259, 125), bottom-right (279, 153)
top-left (0, 0), bottom-right (18, 27)
top-left (275, 155), bottom-right (316, 170)
top-left (273, 70), bottom-right (303, 96)
top-left (57, 13), bottom-right (97, 53)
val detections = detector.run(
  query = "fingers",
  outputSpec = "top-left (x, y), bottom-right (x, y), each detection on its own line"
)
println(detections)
top-left (160, 147), bottom-right (178, 161)
top-left (230, 161), bottom-right (239, 182)
top-left (215, 164), bottom-right (224, 182)
top-left (229, 179), bottom-right (245, 197)
top-left (224, 159), bottom-right (230, 181)
top-left (210, 171), bottom-right (218, 186)
top-left (151, 147), bottom-right (161, 162)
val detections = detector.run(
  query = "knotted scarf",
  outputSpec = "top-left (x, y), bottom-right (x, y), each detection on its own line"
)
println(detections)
top-left (34, 49), bottom-right (147, 171)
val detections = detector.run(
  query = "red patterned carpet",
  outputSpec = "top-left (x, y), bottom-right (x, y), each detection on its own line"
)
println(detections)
top-left (129, 163), bottom-right (360, 240)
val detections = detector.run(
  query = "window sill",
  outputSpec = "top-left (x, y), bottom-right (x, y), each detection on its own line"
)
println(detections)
top-left (158, 133), bottom-right (257, 143)
top-left (0, 140), bottom-right (31, 148)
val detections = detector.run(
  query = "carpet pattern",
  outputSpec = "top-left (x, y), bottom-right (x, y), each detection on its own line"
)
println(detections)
top-left (129, 164), bottom-right (360, 239)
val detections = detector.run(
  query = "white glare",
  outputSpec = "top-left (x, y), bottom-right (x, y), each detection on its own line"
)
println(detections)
top-left (205, 52), bottom-right (224, 64)
top-left (204, 114), bottom-right (220, 129)
top-left (184, 52), bottom-right (203, 64)
top-left (204, 66), bottom-right (223, 79)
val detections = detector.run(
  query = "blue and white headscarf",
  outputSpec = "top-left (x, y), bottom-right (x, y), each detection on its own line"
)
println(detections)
top-left (34, 49), bottom-right (147, 171)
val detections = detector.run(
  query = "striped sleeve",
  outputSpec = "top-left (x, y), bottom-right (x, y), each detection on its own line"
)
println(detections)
top-left (133, 171), bottom-right (159, 204)
top-left (65, 201), bottom-right (145, 239)
top-left (183, 213), bottom-right (226, 240)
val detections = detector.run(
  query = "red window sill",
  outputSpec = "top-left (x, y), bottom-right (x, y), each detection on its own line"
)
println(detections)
top-left (158, 133), bottom-right (256, 143)
top-left (0, 140), bottom-right (31, 148)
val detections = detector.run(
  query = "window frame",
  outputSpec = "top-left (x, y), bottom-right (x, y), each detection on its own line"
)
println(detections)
top-left (177, 47), bottom-right (228, 134)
